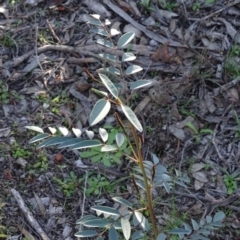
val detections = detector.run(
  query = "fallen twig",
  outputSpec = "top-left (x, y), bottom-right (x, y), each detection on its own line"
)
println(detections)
top-left (11, 188), bottom-right (50, 240)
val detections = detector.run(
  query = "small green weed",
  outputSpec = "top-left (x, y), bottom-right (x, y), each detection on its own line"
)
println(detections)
top-left (32, 151), bottom-right (48, 171)
top-left (225, 45), bottom-right (240, 78)
top-left (80, 126), bottom-right (131, 167)
top-left (186, 122), bottom-right (213, 143)
top-left (53, 171), bottom-right (82, 197)
top-left (0, 34), bottom-right (15, 48)
top-left (11, 142), bottom-right (31, 159)
top-left (140, 0), bottom-right (155, 12)
top-left (192, 1), bottom-right (201, 11)
top-left (223, 171), bottom-right (239, 194)
top-left (85, 173), bottom-right (110, 197)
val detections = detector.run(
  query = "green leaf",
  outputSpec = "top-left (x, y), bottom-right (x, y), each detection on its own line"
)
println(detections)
top-left (25, 126), bottom-right (43, 133)
top-left (74, 230), bottom-right (98, 237)
top-left (80, 151), bottom-right (98, 158)
top-left (121, 218), bottom-right (131, 240)
top-left (101, 145), bottom-right (118, 152)
top-left (125, 65), bottom-right (142, 75)
top-left (122, 52), bottom-right (136, 62)
top-left (89, 28), bottom-right (108, 37)
top-left (117, 32), bottom-right (135, 48)
top-left (99, 128), bottom-right (108, 142)
top-left (91, 206), bottom-right (120, 216)
top-left (104, 66), bottom-right (120, 75)
top-left (132, 231), bottom-right (144, 240)
top-left (130, 80), bottom-right (152, 90)
top-left (83, 219), bottom-right (110, 227)
top-left (87, 19), bottom-right (103, 26)
top-left (98, 73), bottom-right (119, 99)
top-left (99, 53), bottom-right (118, 62)
top-left (168, 228), bottom-right (190, 234)
top-left (133, 212), bottom-right (149, 231)
top-left (89, 99), bottom-right (111, 126)
top-left (57, 138), bottom-right (85, 149)
top-left (96, 39), bottom-right (114, 48)
top-left (157, 233), bottom-right (167, 240)
top-left (109, 226), bottom-right (118, 240)
top-left (36, 136), bottom-right (72, 148)
top-left (121, 104), bottom-right (143, 132)
top-left (213, 211), bottom-right (225, 222)
top-left (191, 219), bottom-right (199, 231)
top-left (112, 197), bottom-right (132, 209)
top-left (115, 133), bottom-right (125, 147)
top-left (71, 140), bottom-right (102, 149)
top-left (29, 133), bottom-right (50, 144)
top-left (76, 215), bottom-right (98, 224)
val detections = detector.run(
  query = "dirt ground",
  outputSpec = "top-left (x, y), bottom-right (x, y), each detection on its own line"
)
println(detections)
top-left (1, 0), bottom-right (240, 239)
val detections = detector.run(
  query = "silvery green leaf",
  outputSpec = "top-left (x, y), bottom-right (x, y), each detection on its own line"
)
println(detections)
top-left (156, 233), bottom-right (167, 240)
top-left (112, 197), bottom-right (132, 209)
top-left (98, 73), bottom-right (119, 99)
top-left (125, 65), bottom-right (143, 75)
top-left (99, 53), bottom-right (118, 62)
top-left (121, 104), bottom-right (143, 132)
top-left (117, 32), bottom-right (135, 48)
top-left (191, 219), bottom-right (199, 231)
top-left (183, 223), bottom-right (192, 234)
top-left (101, 145), bottom-right (118, 152)
top-left (37, 136), bottom-right (72, 148)
top-left (90, 28), bottom-right (108, 37)
top-left (151, 153), bottom-right (159, 165)
top-left (135, 180), bottom-right (146, 191)
top-left (198, 228), bottom-right (211, 235)
top-left (87, 18), bottom-right (103, 26)
top-left (213, 211), bottom-right (225, 222)
top-left (121, 218), bottom-right (131, 240)
top-left (163, 181), bottom-right (171, 193)
top-left (109, 226), bottom-right (118, 240)
top-left (133, 212), bottom-right (149, 231)
top-left (209, 222), bottom-right (224, 227)
top-left (96, 39), bottom-right (114, 48)
top-left (104, 66), bottom-right (120, 75)
top-left (48, 127), bottom-right (56, 134)
top-left (76, 215), bottom-right (99, 224)
top-left (89, 99), bottom-right (111, 126)
top-left (91, 206), bottom-right (120, 216)
top-left (25, 126), bottom-right (44, 133)
top-left (206, 215), bottom-right (212, 223)
top-left (84, 219), bottom-right (110, 227)
top-left (115, 133), bottom-right (125, 147)
top-left (168, 228), bottom-right (190, 234)
top-left (29, 133), bottom-right (50, 144)
top-left (57, 138), bottom-right (85, 149)
top-left (74, 230), bottom-right (98, 237)
top-left (132, 230), bottom-right (144, 240)
top-left (71, 140), bottom-right (102, 150)
top-left (130, 80), bottom-right (152, 90)
top-left (99, 128), bottom-right (108, 142)
top-left (189, 234), bottom-right (209, 240)
top-left (86, 130), bottom-right (94, 139)
top-left (72, 128), bottom-right (81, 137)
top-left (90, 14), bottom-right (100, 20)
top-left (58, 126), bottom-right (69, 136)
top-left (122, 52), bottom-right (136, 62)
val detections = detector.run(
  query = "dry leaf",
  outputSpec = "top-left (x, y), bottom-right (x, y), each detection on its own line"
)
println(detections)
top-left (151, 41), bottom-right (171, 63)
top-left (117, 0), bottom-right (135, 15)
top-left (192, 171), bottom-right (208, 183)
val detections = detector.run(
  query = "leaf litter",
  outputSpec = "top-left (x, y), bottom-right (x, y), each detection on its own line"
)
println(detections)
top-left (1, 0), bottom-right (240, 238)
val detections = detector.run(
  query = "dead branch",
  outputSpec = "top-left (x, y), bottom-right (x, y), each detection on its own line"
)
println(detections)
top-left (11, 188), bottom-right (50, 240)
